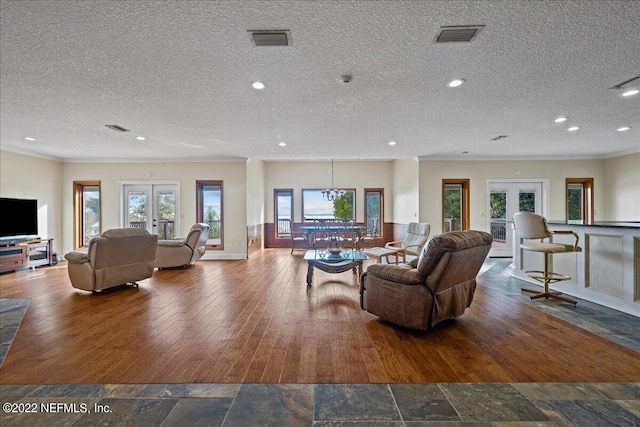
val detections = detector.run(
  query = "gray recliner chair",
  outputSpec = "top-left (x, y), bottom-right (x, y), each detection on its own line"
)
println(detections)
top-left (65, 228), bottom-right (158, 293)
top-left (155, 223), bottom-right (210, 268)
top-left (360, 230), bottom-right (492, 330)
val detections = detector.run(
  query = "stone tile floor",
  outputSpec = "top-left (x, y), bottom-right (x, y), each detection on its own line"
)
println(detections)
top-left (1, 382), bottom-right (639, 426)
top-left (0, 298), bottom-right (29, 368)
top-left (480, 259), bottom-right (640, 353)
top-left (1, 259), bottom-right (639, 426)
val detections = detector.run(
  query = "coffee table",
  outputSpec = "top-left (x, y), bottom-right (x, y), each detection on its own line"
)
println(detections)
top-left (304, 249), bottom-right (369, 287)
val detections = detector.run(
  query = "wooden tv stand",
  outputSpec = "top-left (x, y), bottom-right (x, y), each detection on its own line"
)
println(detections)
top-left (0, 238), bottom-right (53, 273)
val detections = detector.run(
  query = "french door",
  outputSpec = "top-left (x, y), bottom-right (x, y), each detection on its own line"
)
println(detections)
top-left (121, 182), bottom-right (180, 239)
top-left (487, 180), bottom-right (544, 257)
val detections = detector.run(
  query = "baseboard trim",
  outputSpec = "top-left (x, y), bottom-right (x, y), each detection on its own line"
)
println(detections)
top-left (201, 253), bottom-right (247, 260)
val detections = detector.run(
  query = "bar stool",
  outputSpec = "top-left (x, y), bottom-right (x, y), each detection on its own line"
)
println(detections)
top-left (512, 212), bottom-right (581, 305)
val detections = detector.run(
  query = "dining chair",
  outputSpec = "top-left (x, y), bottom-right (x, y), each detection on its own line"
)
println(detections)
top-left (337, 218), bottom-right (357, 249)
top-left (279, 219), bottom-right (308, 254)
top-left (312, 219), bottom-right (331, 249)
top-left (358, 218), bottom-right (378, 249)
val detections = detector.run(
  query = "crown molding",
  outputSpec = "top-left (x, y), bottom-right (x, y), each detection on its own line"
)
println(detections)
top-left (60, 156), bottom-right (247, 164)
top-left (1, 145), bottom-right (63, 162)
top-left (603, 148), bottom-right (640, 159)
top-left (418, 155), bottom-right (607, 161)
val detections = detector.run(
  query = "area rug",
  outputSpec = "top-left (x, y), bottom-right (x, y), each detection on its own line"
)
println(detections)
top-left (0, 298), bottom-right (30, 368)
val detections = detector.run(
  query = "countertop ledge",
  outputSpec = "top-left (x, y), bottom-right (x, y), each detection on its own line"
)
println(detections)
top-left (546, 221), bottom-right (640, 229)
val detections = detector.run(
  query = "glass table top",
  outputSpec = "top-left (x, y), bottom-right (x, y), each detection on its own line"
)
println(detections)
top-left (304, 249), bottom-right (369, 262)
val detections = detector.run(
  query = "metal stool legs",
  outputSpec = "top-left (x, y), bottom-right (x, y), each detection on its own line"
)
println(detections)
top-left (522, 252), bottom-right (577, 305)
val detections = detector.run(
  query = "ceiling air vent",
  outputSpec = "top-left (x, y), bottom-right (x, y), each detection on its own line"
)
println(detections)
top-left (491, 135), bottom-right (509, 141)
top-left (105, 124), bottom-right (129, 132)
top-left (610, 75), bottom-right (640, 89)
top-left (248, 30), bottom-right (291, 47)
top-left (435, 25), bottom-right (484, 43)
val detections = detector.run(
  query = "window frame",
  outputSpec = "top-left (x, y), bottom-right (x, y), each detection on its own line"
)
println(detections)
top-left (274, 188), bottom-right (294, 239)
top-left (196, 180), bottom-right (224, 250)
top-left (566, 178), bottom-right (594, 222)
top-left (301, 188), bottom-right (356, 220)
top-left (73, 181), bottom-right (101, 249)
top-left (364, 188), bottom-right (384, 237)
top-left (442, 179), bottom-right (470, 232)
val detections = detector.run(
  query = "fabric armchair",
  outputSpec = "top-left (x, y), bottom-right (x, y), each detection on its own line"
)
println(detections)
top-left (360, 230), bottom-right (492, 330)
top-left (384, 222), bottom-right (430, 263)
top-left (155, 223), bottom-right (210, 268)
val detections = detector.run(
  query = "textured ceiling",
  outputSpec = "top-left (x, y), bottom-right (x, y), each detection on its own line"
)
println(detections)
top-left (1, 0), bottom-right (639, 162)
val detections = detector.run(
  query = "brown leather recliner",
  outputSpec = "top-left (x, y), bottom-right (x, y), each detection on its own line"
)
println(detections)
top-left (360, 230), bottom-right (492, 330)
top-left (65, 228), bottom-right (158, 293)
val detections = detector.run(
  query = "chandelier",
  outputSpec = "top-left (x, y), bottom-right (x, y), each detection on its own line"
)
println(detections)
top-left (322, 159), bottom-right (345, 201)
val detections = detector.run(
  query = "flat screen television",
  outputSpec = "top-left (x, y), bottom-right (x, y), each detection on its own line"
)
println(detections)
top-left (0, 197), bottom-right (39, 241)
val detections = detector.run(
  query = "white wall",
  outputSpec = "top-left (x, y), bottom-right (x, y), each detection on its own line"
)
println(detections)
top-left (246, 159), bottom-right (266, 227)
top-left (264, 160), bottom-right (393, 223)
top-left (392, 158), bottom-right (419, 224)
top-left (603, 152), bottom-right (640, 221)
top-left (0, 150), bottom-right (63, 255)
top-left (419, 158), bottom-right (607, 234)
top-left (61, 160), bottom-right (248, 258)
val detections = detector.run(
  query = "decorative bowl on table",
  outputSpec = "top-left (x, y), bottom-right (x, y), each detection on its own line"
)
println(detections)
top-left (327, 248), bottom-right (343, 257)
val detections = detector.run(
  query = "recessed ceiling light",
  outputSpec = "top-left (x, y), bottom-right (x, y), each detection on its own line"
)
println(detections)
top-left (568, 126), bottom-right (580, 131)
top-left (448, 79), bottom-right (465, 88)
top-left (388, 141), bottom-right (396, 146)
top-left (554, 117), bottom-right (568, 123)
top-left (278, 141), bottom-right (286, 147)
top-left (622, 89), bottom-right (639, 97)
top-left (135, 136), bottom-right (146, 141)
top-left (252, 81), bottom-right (266, 90)
top-left (617, 126), bottom-right (630, 132)
top-left (23, 137), bottom-right (35, 141)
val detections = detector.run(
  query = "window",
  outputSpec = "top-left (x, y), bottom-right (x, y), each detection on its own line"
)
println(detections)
top-left (566, 178), bottom-right (594, 223)
top-left (73, 181), bottom-right (101, 248)
top-left (196, 180), bottom-right (223, 249)
top-left (275, 189), bottom-right (293, 238)
top-left (442, 179), bottom-right (469, 232)
top-left (364, 188), bottom-right (383, 236)
top-left (302, 189), bottom-right (355, 220)
top-left (519, 189), bottom-right (537, 212)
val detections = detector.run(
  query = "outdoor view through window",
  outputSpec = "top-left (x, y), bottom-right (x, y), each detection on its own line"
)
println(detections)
top-left (302, 190), bottom-right (354, 220)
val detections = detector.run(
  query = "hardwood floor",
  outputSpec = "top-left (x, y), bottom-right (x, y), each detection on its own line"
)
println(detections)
top-left (1, 249), bottom-right (639, 385)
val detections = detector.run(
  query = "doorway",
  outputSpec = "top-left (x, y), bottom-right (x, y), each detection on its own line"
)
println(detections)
top-left (120, 182), bottom-right (180, 239)
top-left (487, 180), bottom-right (545, 257)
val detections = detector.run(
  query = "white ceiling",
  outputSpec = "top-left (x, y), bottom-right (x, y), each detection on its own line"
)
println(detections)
top-left (1, 0), bottom-right (639, 162)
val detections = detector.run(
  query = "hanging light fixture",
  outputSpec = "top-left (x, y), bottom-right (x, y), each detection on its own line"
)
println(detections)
top-left (322, 159), bottom-right (345, 201)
